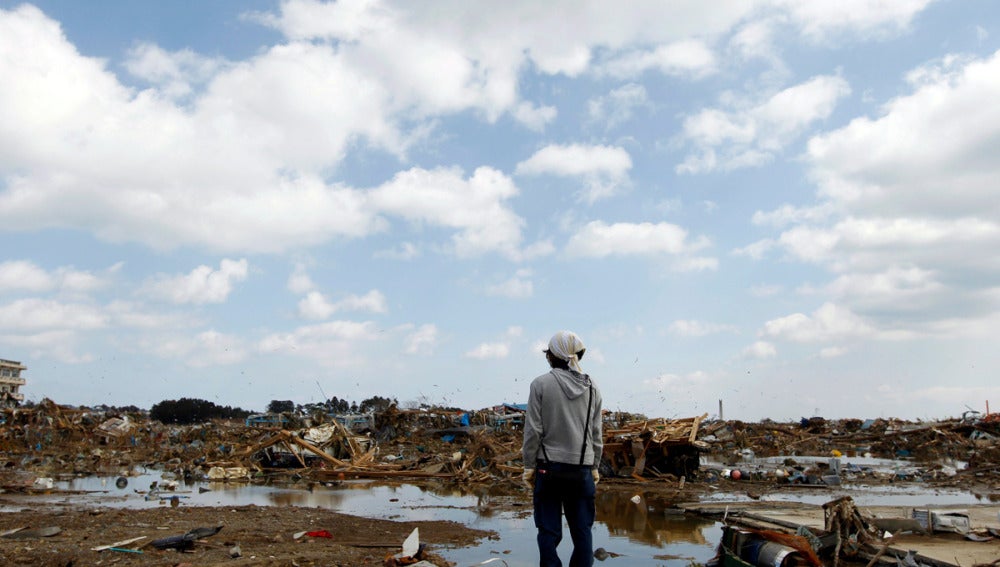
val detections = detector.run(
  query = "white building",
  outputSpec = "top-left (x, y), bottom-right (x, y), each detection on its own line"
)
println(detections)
top-left (0, 359), bottom-right (26, 407)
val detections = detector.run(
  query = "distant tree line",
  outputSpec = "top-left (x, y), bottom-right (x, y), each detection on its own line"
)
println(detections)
top-left (267, 395), bottom-right (397, 416)
top-left (150, 398), bottom-right (252, 424)
top-left (41, 395), bottom-right (399, 425)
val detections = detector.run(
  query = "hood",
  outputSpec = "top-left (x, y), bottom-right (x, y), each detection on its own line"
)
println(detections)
top-left (551, 368), bottom-right (592, 400)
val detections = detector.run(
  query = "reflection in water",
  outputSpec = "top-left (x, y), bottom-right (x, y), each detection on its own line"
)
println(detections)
top-left (38, 470), bottom-right (999, 566)
top-left (597, 491), bottom-right (714, 548)
top-left (42, 473), bottom-right (723, 566)
top-left (266, 488), bottom-right (348, 508)
top-left (444, 490), bottom-right (721, 567)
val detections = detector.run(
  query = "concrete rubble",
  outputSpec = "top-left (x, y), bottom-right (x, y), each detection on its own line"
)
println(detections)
top-left (1, 399), bottom-right (998, 490)
top-left (1, 399), bottom-right (999, 565)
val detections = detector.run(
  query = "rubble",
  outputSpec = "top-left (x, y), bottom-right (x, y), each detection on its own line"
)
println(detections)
top-left (1, 398), bottom-right (999, 565)
top-left (0, 399), bottom-right (997, 494)
top-left (601, 413), bottom-right (707, 480)
top-left (697, 495), bottom-right (1000, 567)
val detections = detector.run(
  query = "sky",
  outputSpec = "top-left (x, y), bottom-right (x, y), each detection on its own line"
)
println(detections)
top-left (1, 1), bottom-right (999, 421)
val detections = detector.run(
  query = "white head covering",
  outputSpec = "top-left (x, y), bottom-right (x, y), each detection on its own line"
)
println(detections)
top-left (546, 330), bottom-right (586, 373)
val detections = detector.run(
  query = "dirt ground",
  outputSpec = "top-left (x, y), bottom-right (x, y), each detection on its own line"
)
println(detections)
top-left (0, 499), bottom-right (494, 566)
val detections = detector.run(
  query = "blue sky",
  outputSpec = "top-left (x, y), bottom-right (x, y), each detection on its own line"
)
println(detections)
top-left (1, 0), bottom-right (999, 420)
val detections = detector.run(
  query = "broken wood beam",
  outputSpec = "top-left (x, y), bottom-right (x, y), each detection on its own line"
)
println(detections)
top-left (285, 434), bottom-right (352, 468)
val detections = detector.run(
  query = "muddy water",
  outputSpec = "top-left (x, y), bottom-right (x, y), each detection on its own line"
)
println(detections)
top-left (24, 470), bottom-right (994, 566)
top-left (36, 471), bottom-right (722, 565)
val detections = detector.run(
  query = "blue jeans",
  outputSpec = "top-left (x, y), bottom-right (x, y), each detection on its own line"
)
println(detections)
top-left (533, 461), bottom-right (596, 567)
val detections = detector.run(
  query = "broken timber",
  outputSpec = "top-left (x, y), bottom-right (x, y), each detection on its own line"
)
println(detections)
top-left (602, 414), bottom-right (707, 479)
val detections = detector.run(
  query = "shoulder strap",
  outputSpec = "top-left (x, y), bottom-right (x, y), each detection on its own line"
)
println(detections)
top-left (579, 385), bottom-right (593, 466)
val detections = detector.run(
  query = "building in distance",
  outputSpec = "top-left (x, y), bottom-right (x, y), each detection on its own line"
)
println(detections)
top-left (0, 359), bottom-right (26, 408)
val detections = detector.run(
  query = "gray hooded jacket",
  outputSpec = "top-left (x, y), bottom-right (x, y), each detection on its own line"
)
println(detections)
top-left (522, 368), bottom-right (603, 468)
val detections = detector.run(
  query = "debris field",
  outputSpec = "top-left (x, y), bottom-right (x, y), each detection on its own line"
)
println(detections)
top-left (1, 399), bottom-right (999, 565)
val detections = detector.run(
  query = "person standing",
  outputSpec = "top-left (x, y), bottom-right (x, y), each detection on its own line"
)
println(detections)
top-left (522, 331), bottom-right (603, 567)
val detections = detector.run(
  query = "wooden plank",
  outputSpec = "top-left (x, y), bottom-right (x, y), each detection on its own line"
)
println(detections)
top-left (282, 439), bottom-right (308, 468)
top-left (91, 536), bottom-right (147, 552)
top-left (241, 431), bottom-right (288, 456)
top-left (689, 413), bottom-right (707, 443)
top-left (286, 434), bottom-right (352, 468)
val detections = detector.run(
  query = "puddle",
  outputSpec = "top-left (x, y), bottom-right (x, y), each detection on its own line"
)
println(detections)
top-left (437, 491), bottom-right (722, 566)
top-left (14, 470), bottom-right (723, 565)
top-left (9, 469), bottom-right (991, 566)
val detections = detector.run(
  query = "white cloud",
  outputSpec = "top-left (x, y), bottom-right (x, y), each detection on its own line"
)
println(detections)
top-left (124, 43), bottom-right (227, 99)
top-left (374, 242), bottom-right (421, 260)
top-left (0, 7), bottom-right (389, 253)
top-left (287, 264), bottom-right (316, 294)
top-left (257, 0), bottom-right (760, 111)
top-left (258, 320), bottom-right (381, 367)
top-left (142, 259), bottom-right (249, 305)
top-left (485, 269), bottom-right (534, 299)
top-left (106, 300), bottom-right (195, 330)
top-left (0, 261), bottom-right (53, 292)
top-left (678, 74), bottom-right (851, 173)
top-left (599, 39), bottom-right (716, 79)
top-left (0, 329), bottom-right (93, 364)
top-left (0, 1), bottom-right (941, 258)
top-left (463, 326), bottom-right (524, 360)
top-left (515, 144), bottom-right (632, 203)
top-left (729, 18), bottom-right (781, 64)
top-left (298, 289), bottom-right (388, 320)
top-left (772, 0), bottom-right (935, 41)
top-left (337, 290), bottom-right (388, 313)
top-left (519, 240), bottom-right (557, 261)
top-left (465, 341), bottom-right (510, 360)
top-left (743, 340), bottom-right (777, 359)
top-left (778, 217), bottom-right (1000, 269)
top-left (0, 260), bottom-right (111, 294)
top-left (0, 298), bottom-right (108, 331)
top-left (752, 203), bottom-right (838, 228)
top-left (404, 323), bottom-right (438, 355)
top-left (57, 267), bottom-right (108, 294)
top-left (732, 239), bottom-right (775, 260)
top-left (808, 51), bottom-right (1000, 220)
top-left (370, 166), bottom-right (528, 259)
top-left (588, 83), bottom-right (649, 129)
top-left (298, 291), bottom-right (335, 320)
top-left (566, 221), bottom-right (709, 258)
top-left (512, 101), bottom-right (557, 131)
top-left (761, 302), bottom-right (877, 343)
top-left (823, 265), bottom-right (944, 306)
top-left (744, 51), bottom-right (1000, 336)
top-left (147, 329), bottom-right (247, 367)
top-left (669, 320), bottom-right (736, 337)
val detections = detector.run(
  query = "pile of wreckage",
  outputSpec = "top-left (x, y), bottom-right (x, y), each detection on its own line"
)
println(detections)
top-left (700, 415), bottom-right (1000, 488)
top-left (1, 399), bottom-right (998, 490)
top-left (701, 495), bottom-right (1000, 567)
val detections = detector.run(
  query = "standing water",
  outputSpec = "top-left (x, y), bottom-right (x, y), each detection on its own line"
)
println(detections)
top-left (35, 467), bottom-right (993, 566)
top-left (36, 470), bottom-right (723, 565)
